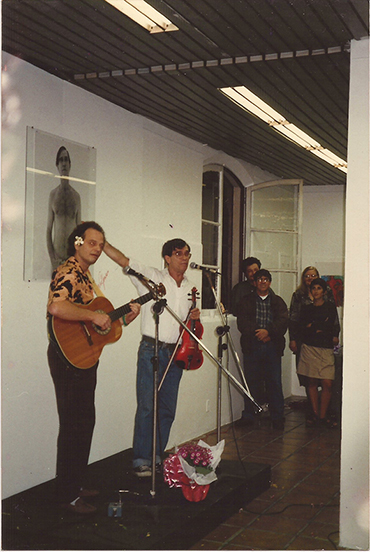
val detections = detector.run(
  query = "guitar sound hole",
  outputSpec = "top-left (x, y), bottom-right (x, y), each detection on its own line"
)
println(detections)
top-left (92, 310), bottom-right (111, 336)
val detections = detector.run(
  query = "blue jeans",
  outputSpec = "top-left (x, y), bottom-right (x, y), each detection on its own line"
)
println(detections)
top-left (133, 339), bottom-right (183, 468)
top-left (242, 340), bottom-right (284, 422)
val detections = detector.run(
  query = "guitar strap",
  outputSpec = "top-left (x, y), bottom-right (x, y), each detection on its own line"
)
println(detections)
top-left (87, 270), bottom-right (106, 298)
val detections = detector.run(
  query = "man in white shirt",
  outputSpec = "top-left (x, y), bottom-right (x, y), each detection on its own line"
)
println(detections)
top-left (104, 238), bottom-right (200, 477)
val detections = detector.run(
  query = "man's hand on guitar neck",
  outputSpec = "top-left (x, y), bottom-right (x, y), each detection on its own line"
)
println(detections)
top-left (48, 299), bottom-right (111, 331)
top-left (125, 301), bottom-right (141, 325)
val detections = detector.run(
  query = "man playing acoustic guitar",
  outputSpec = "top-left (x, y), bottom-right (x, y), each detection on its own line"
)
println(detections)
top-left (47, 221), bottom-right (140, 514)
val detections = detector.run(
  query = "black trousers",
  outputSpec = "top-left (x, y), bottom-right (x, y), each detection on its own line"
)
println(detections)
top-left (48, 343), bottom-right (97, 503)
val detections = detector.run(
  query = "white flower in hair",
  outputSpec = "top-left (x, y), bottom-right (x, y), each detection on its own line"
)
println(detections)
top-left (74, 236), bottom-right (84, 246)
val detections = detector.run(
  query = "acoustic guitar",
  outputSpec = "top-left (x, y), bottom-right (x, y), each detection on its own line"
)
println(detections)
top-left (49, 284), bottom-right (165, 370)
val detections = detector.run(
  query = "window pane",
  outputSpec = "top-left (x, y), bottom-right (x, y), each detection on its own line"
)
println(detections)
top-left (202, 171), bottom-right (220, 222)
top-left (202, 222), bottom-right (219, 265)
top-left (202, 272), bottom-right (217, 309)
top-left (252, 185), bottom-right (298, 231)
top-left (270, 271), bottom-right (297, 306)
top-left (251, 231), bottom-right (297, 271)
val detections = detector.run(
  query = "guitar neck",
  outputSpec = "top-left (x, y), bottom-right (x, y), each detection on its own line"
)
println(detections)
top-left (109, 292), bottom-right (153, 322)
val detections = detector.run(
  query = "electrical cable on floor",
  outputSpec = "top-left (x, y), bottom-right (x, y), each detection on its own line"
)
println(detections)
top-left (240, 500), bottom-right (340, 550)
top-left (327, 529), bottom-right (339, 549)
top-left (240, 502), bottom-right (338, 516)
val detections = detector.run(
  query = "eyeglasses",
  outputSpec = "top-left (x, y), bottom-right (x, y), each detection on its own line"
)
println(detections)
top-left (173, 250), bottom-right (191, 259)
top-left (304, 274), bottom-right (318, 279)
top-left (256, 277), bottom-right (270, 283)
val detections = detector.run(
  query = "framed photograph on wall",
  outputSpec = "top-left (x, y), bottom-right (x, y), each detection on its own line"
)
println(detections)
top-left (24, 127), bottom-right (96, 281)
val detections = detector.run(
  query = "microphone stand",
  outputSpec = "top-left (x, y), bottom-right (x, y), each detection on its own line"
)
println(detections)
top-left (204, 272), bottom-right (251, 395)
top-left (202, 271), bottom-right (262, 439)
top-left (162, 301), bottom-right (260, 409)
top-left (149, 298), bottom-right (167, 499)
top-left (158, 276), bottom-right (261, 448)
top-left (124, 270), bottom-right (168, 500)
top-left (215, 323), bottom-right (228, 442)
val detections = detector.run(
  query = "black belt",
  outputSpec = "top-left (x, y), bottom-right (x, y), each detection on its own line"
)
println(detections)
top-left (142, 335), bottom-right (176, 352)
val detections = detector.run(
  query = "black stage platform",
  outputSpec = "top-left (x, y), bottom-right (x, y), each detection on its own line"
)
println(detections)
top-left (2, 449), bottom-right (270, 550)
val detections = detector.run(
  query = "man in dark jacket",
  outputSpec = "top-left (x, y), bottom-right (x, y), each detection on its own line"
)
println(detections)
top-left (236, 269), bottom-right (288, 429)
top-left (230, 257), bottom-right (261, 316)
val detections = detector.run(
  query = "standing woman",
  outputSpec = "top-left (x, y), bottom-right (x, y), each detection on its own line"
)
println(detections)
top-left (296, 278), bottom-right (340, 427)
top-left (289, 267), bottom-right (339, 425)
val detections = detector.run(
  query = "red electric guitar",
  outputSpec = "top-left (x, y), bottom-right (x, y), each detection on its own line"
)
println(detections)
top-left (175, 287), bottom-right (204, 370)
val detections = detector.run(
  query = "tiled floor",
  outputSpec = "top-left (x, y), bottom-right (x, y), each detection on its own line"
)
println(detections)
top-left (189, 400), bottom-right (342, 550)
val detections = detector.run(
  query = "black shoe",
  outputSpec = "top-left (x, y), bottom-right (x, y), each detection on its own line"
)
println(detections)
top-left (305, 413), bottom-right (319, 427)
top-left (272, 419), bottom-right (285, 430)
top-left (235, 417), bottom-right (254, 427)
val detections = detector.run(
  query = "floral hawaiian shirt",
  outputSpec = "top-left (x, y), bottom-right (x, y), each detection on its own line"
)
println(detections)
top-left (47, 256), bottom-right (94, 310)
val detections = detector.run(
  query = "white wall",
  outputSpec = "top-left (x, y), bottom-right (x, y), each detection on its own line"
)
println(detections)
top-left (302, 185), bottom-right (345, 276)
top-left (340, 38), bottom-right (369, 551)
top-left (1, 52), bottom-right (278, 499)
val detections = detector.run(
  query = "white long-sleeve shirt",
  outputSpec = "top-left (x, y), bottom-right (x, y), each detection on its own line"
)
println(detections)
top-left (127, 259), bottom-right (195, 344)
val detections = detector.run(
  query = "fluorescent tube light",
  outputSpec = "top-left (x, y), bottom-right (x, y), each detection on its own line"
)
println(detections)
top-left (104, 0), bottom-right (178, 33)
top-left (220, 86), bottom-right (347, 173)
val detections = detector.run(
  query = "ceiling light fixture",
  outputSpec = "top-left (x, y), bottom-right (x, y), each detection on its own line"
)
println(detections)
top-left (220, 86), bottom-right (347, 173)
top-left (104, 0), bottom-right (178, 33)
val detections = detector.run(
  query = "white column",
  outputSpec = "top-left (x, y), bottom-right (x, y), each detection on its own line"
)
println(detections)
top-left (340, 37), bottom-right (369, 550)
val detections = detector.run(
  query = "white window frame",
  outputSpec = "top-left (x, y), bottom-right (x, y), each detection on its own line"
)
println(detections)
top-left (246, 178), bottom-right (303, 292)
top-left (201, 164), bottom-right (224, 310)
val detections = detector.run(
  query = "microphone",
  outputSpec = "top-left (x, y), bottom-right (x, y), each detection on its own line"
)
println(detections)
top-left (123, 265), bottom-right (151, 283)
top-left (190, 262), bottom-right (221, 275)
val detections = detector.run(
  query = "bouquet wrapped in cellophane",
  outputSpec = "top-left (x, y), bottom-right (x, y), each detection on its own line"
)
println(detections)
top-left (163, 439), bottom-right (225, 488)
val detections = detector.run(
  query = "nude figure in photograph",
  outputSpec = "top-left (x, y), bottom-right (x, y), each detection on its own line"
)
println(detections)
top-left (46, 146), bottom-right (81, 271)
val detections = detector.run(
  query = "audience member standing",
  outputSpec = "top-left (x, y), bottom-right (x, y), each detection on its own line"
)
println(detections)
top-left (236, 269), bottom-right (288, 429)
top-left (296, 278), bottom-right (340, 427)
top-left (289, 266), bottom-right (339, 425)
top-left (230, 257), bottom-right (261, 316)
